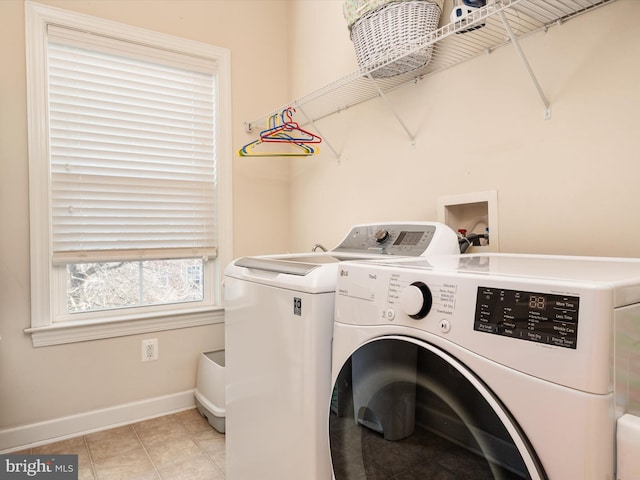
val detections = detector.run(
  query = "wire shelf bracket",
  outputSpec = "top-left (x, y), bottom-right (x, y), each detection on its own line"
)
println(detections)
top-left (497, 9), bottom-right (552, 119)
top-left (366, 72), bottom-right (416, 145)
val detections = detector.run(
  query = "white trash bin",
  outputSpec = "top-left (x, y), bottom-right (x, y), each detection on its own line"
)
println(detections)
top-left (195, 349), bottom-right (225, 433)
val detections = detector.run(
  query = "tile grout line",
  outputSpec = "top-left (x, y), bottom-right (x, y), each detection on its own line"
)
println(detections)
top-left (82, 435), bottom-right (98, 480)
top-left (131, 421), bottom-right (163, 479)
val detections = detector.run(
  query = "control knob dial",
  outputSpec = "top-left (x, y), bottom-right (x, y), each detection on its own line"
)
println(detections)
top-left (399, 281), bottom-right (432, 319)
top-left (374, 229), bottom-right (390, 244)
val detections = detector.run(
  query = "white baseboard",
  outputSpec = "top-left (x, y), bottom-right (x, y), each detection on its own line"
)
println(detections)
top-left (0, 390), bottom-right (196, 453)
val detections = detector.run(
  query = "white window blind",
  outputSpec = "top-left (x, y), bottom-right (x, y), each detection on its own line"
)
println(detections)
top-left (47, 26), bottom-right (218, 264)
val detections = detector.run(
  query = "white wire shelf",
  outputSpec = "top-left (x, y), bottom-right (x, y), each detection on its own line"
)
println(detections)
top-left (245, 0), bottom-right (616, 132)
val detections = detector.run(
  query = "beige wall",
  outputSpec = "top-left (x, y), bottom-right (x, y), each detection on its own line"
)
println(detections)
top-left (0, 0), bottom-right (291, 441)
top-left (287, 0), bottom-right (640, 258)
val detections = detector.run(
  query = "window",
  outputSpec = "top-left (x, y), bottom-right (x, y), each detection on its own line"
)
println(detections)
top-left (66, 259), bottom-right (205, 313)
top-left (25, 2), bottom-right (232, 346)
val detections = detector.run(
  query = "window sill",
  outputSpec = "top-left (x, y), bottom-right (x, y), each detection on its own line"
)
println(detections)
top-left (25, 306), bottom-right (225, 347)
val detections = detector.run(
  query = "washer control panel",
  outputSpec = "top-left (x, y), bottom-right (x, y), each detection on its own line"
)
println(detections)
top-left (332, 222), bottom-right (458, 257)
top-left (474, 287), bottom-right (580, 349)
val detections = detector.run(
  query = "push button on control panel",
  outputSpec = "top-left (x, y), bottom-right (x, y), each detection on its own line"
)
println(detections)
top-left (439, 319), bottom-right (451, 333)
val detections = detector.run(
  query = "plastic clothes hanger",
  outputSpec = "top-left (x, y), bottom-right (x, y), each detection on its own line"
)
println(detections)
top-left (238, 137), bottom-right (317, 157)
top-left (260, 108), bottom-right (322, 144)
top-left (256, 113), bottom-right (282, 138)
top-left (253, 112), bottom-right (290, 141)
top-left (238, 108), bottom-right (322, 157)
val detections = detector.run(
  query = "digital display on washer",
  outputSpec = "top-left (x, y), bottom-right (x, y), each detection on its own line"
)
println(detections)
top-left (474, 287), bottom-right (579, 349)
top-left (393, 231), bottom-right (424, 246)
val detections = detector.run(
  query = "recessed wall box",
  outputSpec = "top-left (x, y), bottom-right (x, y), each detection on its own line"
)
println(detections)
top-left (437, 190), bottom-right (499, 253)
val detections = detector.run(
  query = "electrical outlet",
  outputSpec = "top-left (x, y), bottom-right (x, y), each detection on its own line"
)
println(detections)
top-left (141, 338), bottom-right (159, 362)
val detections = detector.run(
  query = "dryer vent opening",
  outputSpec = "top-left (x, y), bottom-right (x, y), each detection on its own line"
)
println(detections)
top-left (329, 338), bottom-right (536, 479)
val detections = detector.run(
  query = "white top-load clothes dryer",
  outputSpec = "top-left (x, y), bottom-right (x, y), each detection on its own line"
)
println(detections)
top-left (329, 253), bottom-right (640, 479)
top-left (224, 222), bottom-right (459, 480)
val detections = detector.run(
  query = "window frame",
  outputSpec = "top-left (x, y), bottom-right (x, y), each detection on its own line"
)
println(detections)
top-left (24, 1), bottom-right (233, 347)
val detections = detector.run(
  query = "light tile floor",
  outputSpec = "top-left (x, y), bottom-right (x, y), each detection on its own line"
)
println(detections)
top-left (14, 409), bottom-right (225, 480)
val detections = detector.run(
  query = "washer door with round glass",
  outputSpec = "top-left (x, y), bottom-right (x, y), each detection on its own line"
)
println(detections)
top-left (329, 337), bottom-right (546, 479)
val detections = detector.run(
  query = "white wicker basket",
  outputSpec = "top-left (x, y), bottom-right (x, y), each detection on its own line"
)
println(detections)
top-left (350, 1), bottom-right (441, 78)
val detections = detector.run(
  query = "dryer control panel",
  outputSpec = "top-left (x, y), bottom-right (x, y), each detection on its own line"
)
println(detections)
top-left (474, 287), bottom-right (580, 349)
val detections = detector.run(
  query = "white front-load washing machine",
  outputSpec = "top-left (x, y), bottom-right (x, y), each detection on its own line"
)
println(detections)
top-left (330, 253), bottom-right (640, 479)
top-left (224, 222), bottom-right (459, 480)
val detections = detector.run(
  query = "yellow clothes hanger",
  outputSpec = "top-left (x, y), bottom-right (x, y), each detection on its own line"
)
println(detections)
top-left (238, 137), bottom-right (318, 157)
